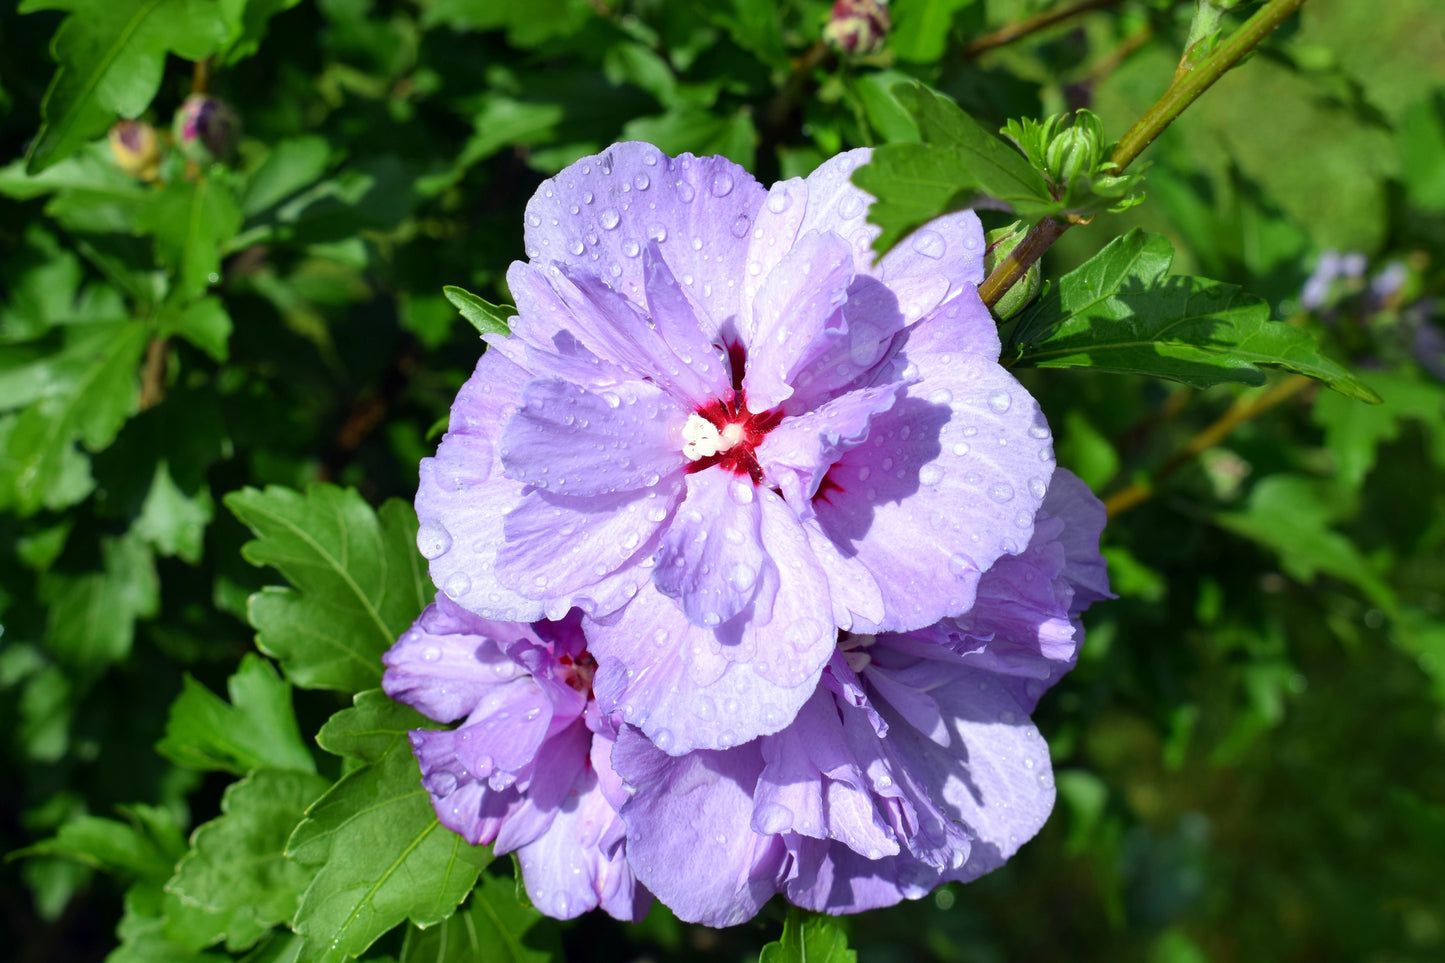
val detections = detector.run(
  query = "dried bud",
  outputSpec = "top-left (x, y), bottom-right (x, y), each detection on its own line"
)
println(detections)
top-left (822, 0), bottom-right (891, 55)
top-left (984, 221), bottom-right (1042, 320)
top-left (173, 95), bottom-right (240, 165)
top-left (108, 120), bottom-right (162, 181)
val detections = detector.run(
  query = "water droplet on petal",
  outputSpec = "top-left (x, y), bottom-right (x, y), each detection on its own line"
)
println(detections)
top-left (952, 441), bottom-right (970, 456)
top-left (988, 482), bottom-right (1015, 503)
top-left (417, 521), bottom-right (453, 559)
top-left (756, 801), bottom-right (793, 835)
top-left (692, 696), bottom-right (716, 720)
top-left (767, 188), bottom-right (791, 213)
top-left (988, 390), bottom-right (1012, 413)
top-left (652, 728), bottom-right (674, 751)
top-left (912, 229), bottom-right (946, 259)
top-left (622, 240), bottom-right (640, 257)
top-left (600, 209), bottom-right (621, 230)
top-left (929, 388), bottom-right (953, 405)
top-left (443, 571), bottom-right (472, 598)
top-left (676, 180), bottom-right (694, 202)
top-left (919, 464), bottom-right (944, 485)
top-left (731, 213), bottom-right (750, 237)
top-left (838, 194), bottom-right (864, 219)
top-left (1028, 476), bottom-right (1047, 499)
top-left (421, 645), bottom-right (442, 662)
top-left (711, 171), bottom-right (734, 196)
top-left (634, 173), bottom-right (650, 190)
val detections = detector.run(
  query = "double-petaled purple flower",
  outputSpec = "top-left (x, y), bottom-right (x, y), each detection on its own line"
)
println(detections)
top-left (382, 600), bottom-right (648, 921)
top-left (415, 142), bottom-right (1055, 755)
top-left (385, 469), bottom-right (1110, 925)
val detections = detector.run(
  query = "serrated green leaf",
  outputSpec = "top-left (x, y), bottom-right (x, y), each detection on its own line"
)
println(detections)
top-left (225, 485), bottom-right (428, 692)
top-left (134, 459), bottom-right (215, 564)
top-left (1214, 474), bottom-right (1397, 614)
top-left (441, 286), bottom-right (513, 338)
top-left (0, 319), bottom-right (147, 514)
top-left (399, 874), bottom-right (563, 963)
top-left (1005, 230), bottom-right (1381, 402)
top-left (316, 689), bottom-right (430, 765)
top-left (21, 0), bottom-right (228, 172)
top-left (1312, 369), bottom-right (1445, 487)
top-left (139, 176), bottom-right (244, 299)
top-left (39, 530), bottom-right (159, 668)
top-left (156, 654), bottom-right (315, 775)
top-left (287, 694), bottom-right (491, 963)
top-left (889, 0), bottom-right (977, 64)
top-left (12, 804), bottom-right (184, 884)
top-left (164, 768), bottom-right (330, 952)
top-left (759, 907), bottom-right (857, 963)
top-left (159, 297), bottom-right (233, 362)
top-left (112, 881), bottom-right (232, 963)
top-left (853, 83), bottom-right (1055, 256)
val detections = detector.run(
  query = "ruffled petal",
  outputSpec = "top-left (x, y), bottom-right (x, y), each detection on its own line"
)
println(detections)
top-left (612, 728), bottom-right (787, 927)
top-left (497, 484), bottom-right (680, 621)
top-left (499, 377), bottom-right (685, 498)
top-left (1042, 468), bottom-right (1114, 610)
top-left (589, 490), bottom-right (833, 753)
top-left (811, 292), bottom-right (1056, 631)
top-left (521, 142), bottom-right (767, 339)
top-left (652, 468), bottom-right (772, 627)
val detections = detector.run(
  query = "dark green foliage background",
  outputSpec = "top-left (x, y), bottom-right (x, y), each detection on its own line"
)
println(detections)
top-left (2, 1), bottom-right (1443, 961)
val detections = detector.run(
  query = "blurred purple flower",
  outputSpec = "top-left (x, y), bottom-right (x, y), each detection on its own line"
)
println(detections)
top-left (416, 143), bottom-right (1055, 755)
top-left (382, 597), bottom-right (649, 921)
top-left (611, 471), bottom-right (1110, 924)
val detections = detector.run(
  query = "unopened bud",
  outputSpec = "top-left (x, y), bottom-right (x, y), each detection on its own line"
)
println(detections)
top-left (984, 222), bottom-right (1042, 320)
top-left (1042, 111), bottom-right (1105, 187)
top-left (173, 95), bottom-right (240, 165)
top-left (108, 121), bottom-right (162, 181)
top-left (822, 0), bottom-right (891, 55)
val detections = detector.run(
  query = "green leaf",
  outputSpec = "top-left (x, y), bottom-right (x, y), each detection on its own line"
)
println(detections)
top-left (399, 874), bottom-right (564, 963)
top-left (442, 286), bottom-right (513, 338)
top-left (287, 693), bottom-right (492, 962)
top-left (139, 176), bottom-right (244, 299)
top-left (156, 654), bottom-right (316, 775)
top-left (0, 319), bottom-right (148, 514)
top-left (134, 459), bottom-right (215, 563)
top-left (21, 0), bottom-right (228, 172)
top-left (225, 484), bottom-right (428, 692)
top-left (889, 0), bottom-right (978, 64)
top-left (159, 297), bottom-right (233, 362)
top-left (241, 136), bottom-right (332, 218)
top-left (39, 530), bottom-right (159, 669)
top-left (853, 83), bottom-right (1054, 256)
top-left (165, 768), bottom-right (330, 952)
top-left (216, 0), bottom-right (303, 65)
top-left (316, 689), bottom-right (430, 765)
top-left (1005, 231), bottom-right (1381, 402)
top-left (758, 907), bottom-right (857, 963)
top-left (1312, 369), bottom-right (1445, 487)
top-left (1213, 474), bottom-right (1397, 614)
top-left (12, 804), bottom-right (184, 884)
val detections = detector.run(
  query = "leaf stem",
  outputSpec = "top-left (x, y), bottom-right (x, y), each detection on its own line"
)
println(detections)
top-left (963, 0), bottom-right (1123, 58)
top-left (978, 0), bottom-right (1310, 309)
top-left (1103, 374), bottom-right (1311, 517)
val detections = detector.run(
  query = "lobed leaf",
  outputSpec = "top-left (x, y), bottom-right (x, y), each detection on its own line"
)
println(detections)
top-left (226, 485), bottom-right (429, 693)
top-left (759, 907), bottom-right (857, 963)
top-left (398, 873), bottom-right (564, 963)
top-left (1005, 230), bottom-right (1381, 402)
top-left (156, 654), bottom-right (315, 775)
top-left (287, 693), bottom-right (491, 962)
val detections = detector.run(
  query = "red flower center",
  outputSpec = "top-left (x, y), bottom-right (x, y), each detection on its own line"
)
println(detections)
top-left (680, 343), bottom-right (782, 485)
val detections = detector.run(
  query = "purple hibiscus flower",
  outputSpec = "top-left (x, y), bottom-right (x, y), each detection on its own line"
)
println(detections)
top-left (610, 471), bottom-right (1110, 924)
top-left (382, 598), bottom-right (649, 921)
top-left (416, 142), bottom-right (1055, 755)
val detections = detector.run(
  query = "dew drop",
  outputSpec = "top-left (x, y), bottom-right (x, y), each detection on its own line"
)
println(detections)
top-left (756, 802), bottom-right (793, 835)
top-left (676, 180), bottom-right (694, 202)
top-left (622, 240), bottom-right (641, 258)
top-left (729, 480), bottom-right (755, 504)
top-left (421, 645), bottom-right (442, 662)
top-left (952, 441), bottom-right (970, 456)
top-left (443, 571), bottom-right (472, 599)
top-left (711, 171), bottom-right (734, 197)
top-left (1028, 476), bottom-right (1048, 499)
top-left (838, 194), bottom-right (864, 219)
top-left (912, 229), bottom-right (946, 259)
top-left (1029, 423), bottom-right (1050, 439)
top-left (767, 188), bottom-right (791, 213)
top-left (600, 209), bottom-right (621, 230)
top-left (730, 213), bottom-right (750, 238)
top-left (988, 390), bottom-right (1012, 413)
top-left (634, 173), bottom-right (650, 190)
top-left (416, 521), bottom-right (453, 559)
top-left (652, 728), bottom-right (674, 752)
top-left (692, 696), bottom-right (716, 720)
top-left (568, 238), bottom-right (584, 256)
top-left (648, 223), bottom-right (667, 243)
top-left (988, 482), bottom-right (1015, 503)
top-left (929, 388), bottom-right (953, 405)
top-left (919, 464), bottom-right (945, 485)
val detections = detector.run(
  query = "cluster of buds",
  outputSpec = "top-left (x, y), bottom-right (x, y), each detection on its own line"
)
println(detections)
top-left (1002, 110), bottom-right (1146, 216)
top-left (822, 0), bottom-right (891, 55)
top-left (107, 95), bottom-right (240, 181)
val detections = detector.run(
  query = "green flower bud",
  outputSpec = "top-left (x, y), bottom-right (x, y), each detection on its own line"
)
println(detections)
top-left (173, 94), bottom-right (240, 165)
top-left (107, 120), bottom-right (162, 181)
top-left (1042, 110), bottom-right (1105, 187)
top-left (984, 221), bottom-right (1042, 320)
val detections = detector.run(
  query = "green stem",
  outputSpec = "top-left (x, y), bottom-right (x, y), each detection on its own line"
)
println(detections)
top-left (1112, 0), bottom-right (1308, 169)
top-left (979, 0), bottom-right (1310, 310)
